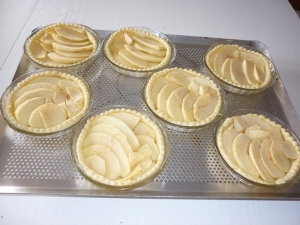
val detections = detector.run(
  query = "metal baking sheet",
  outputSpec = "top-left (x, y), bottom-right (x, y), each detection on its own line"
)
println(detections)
top-left (0, 30), bottom-right (300, 200)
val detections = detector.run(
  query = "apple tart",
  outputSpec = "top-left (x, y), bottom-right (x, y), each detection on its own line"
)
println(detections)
top-left (216, 111), bottom-right (300, 186)
top-left (24, 23), bottom-right (100, 69)
top-left (205, 44), bottom-right (274, 93)
top-left (145, 68), bottom-right (224, 128)
top-left (75, 108), bottom-right (167, 187)
top-left (103, 27), bottom-right (173, 75)
top-left (3, 70), bottom-right (91, 134)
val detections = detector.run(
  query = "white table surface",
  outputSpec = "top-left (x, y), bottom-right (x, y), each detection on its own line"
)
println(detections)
top-left (0, 0), bottom-right (300, 224)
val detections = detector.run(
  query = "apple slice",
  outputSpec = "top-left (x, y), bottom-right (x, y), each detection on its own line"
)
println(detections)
top-left (260, 139), bottom-right (285, 178)
top-left (150, 77), bottom-right (170, 106)
top-left (91, 116), bottom-right (140, 151)
top-left (85, 155), bottom-right (106, 176)
top-left (249, 139), bottom-right (274, 182)
top-left (66, 87), bottom-right (83, 103)
top-left (230, 58), bottom-right (249, 85)
top-left (87, 123), bottom-right (132, 155)
top-left (14, 88), bottom-right (54, 108)
top-left (222, 124), bottom-right (239, 163)
top-left (123, 32), bottom-right (133, 44)
top-left (140, 158), bottom-right (153, 171)
top-left (113, 53), bottom-right (137, 68)
top-left (156, 84), bottom-right (180, 115)
top-left (193, 92), bottom-right (217, 122)
top-left (118, 49), bottom-right (158, 68)
top-left (137, 144), bottom-right (152, 158)
top-left (242, 59), bottom-right (258, 85)
top-left (83, 132), bottom-right (130, 177)
top-left (41, 43), bottom-right (54, 52)
top-left (124, 44), bottom-right (164, 62)
top-left (28, 105), bottom-right (45, 128)
top-left (52, 42), bottom-right (93, 52)
top-left (110, 112), bottom-right (141, 130)
top-left (233, 115), bottom-right (256, 133)
top-left (116, 164), bottom-right (143, 182)
top-left (232, 133), bottom-right (259, 177)
top-left (48, 52), bottom-right (85, 64)
top-left (113, 37), bottom-right (125, 49)
top-left (227, 50), bottom-right (239, 58)
top-left (136, 135), bottom-right (159, 161)
top-left (132, 35), bottom-right (164, 50)
top-left (110, 45), bottom-right (119, 54)
top-left (52, 33), bottom-right (90, 46)
top-left (31, 40), bottom-right (47, 59)
top-left (182, 92), bottom-right (199, 122)
top-left (189, 77), bottom-right (215, 88)
top-left (83, 144), bottom-right (122, 180)
top-left (281, 140), bottom-right (298, 159)
top-left (133, 122), bottom-right (156, 140)
top-left (128, 152), bottom-right (146, 168)
top-left (14, 97), bottom-right (45, 126)
top-left (53, 91), bottom-right (68, 105)
top-left (254, 117), bottom-right (271, 131)
top-left (133, 42), bottom-right (166, 56)
top-left (245, 129), bottom-right (269, 141)
top-left (221, 58), bottom-right (232, 81)
top-left (269, 127), bottom-right (283, 141)
top-left (39, 103), bottom-right (68, 128)
top-left (28, 77), bottom-right (62, 85)
top-left (187, 81), bottom-right (200, 93)
top-left (165, 70), bottom-right (191, 87)
top-left (166, 87), bottom-right (189, 121)
top-left (239, 51), bottom-right (265, 68)
top-left (213, 51), bottom-right (227, 75)
top-left (270, 139), bottom-right (291, 172)
top-left (54, 49), bottom-right (92, 58)
top-left (199, 86), bottom-right (212, 95)
top-left (55, 26), bottom-right (88, 41)
top-left (253, 65), bottom-right (265, 83)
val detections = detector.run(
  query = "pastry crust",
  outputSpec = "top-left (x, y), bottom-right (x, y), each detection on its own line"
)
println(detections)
top-left (76, 108), bottom-right (166, 186)
top-left (216, 113), bottom-right (300, 185)
top-left (145, 67), bottom-right (223, 127)
top-left (5, 70), bottom-right (90, 133)
top-left (105, 27), bottom-right (172, 71)
top-left (205, 44), bottom-right (272, 89)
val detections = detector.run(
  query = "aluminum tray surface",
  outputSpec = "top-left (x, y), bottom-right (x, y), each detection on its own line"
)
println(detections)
top-left (0, 30), bottom-right (300, 199)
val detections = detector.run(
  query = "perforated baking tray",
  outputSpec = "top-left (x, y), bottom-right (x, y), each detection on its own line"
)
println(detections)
top-left (1, 30), bottom-right (300, 199)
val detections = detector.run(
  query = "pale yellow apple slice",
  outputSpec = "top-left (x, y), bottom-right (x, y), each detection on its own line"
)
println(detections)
top-left (13, 82), bottom-right (59, 103)
top-left (166, 87), bottom-right (189, 121)
top-left (253, 65), bottom-right (265, 83)
top-left (54, 49), bottom-right (92, 58)
top-left (199, 86), bottom-right (213, 95)
top-left (133, 122), bottom-right (156, 140)
top-left (213, 51), bottom-right (227, 75)
top-left (271, 139), bottom-right (291, 172)
top-left (260, 139), bottom-right (285, 178)
top-left (31, 40), bottom-right (47, 59)
top-left (109, 45), bottom-right (119, 54)
top-left (124, 44), bottom-right (164, 62)
top-left (55, 27), bottom-right (88, 41)
top-left (14, 97), bottom-right (45, 126)
top-left (221, 58), bottom-right (232, 81)
top-left (269, 127), bottom-right (283, 141)
top-left (165, 70), bottom-right (191, 87)
top-left (133, 42), bottom-right (166, 56)
top-left (52, 42), bottom-right (93, 52)
top-left (189, 77), bottom-right (215, 88)
top-left (156, 84), bottom-right (180, 115)
top-left (52, 33), bottom-right (90, 46)
top-left (254, 117), bottom-right (271, 131)
top-left (249, 139), bottom-right (274, 182)
top-left (116, 164), bottom-right (142, 182)
top-left (137, 143), bottom-right (152, 158)
top-left (242, 59), bottom-right (258, 85)
top-left (112, 37), bottom-right (125, 49)
top-left (40, 43), bottom-right (54, 52)
top-left (187, 81), bottom-right (200, 93)
top-left (182, 92), bottom-right (199, 122)
top-left (193, 92), bottom-right (217, 122)
top-left (58, 78), bottom-right (79, 91)
top-left (88, 123), bottom-right (132, 155)
top-left (68, 26), bottom-right (86, 34)
top-left (83, 132), bottom-right (130, 177)
top-left (28, 77), bottom-right (62, 85)
top-left (123, 32), bottom-right (133, 44)
top-left (136, 135), bottom-right (159, 161)
top-left (140, 158), bottom-right (153, 171)
top-left (193, 94), bottom-right (208, 121)
top-left (65, 98), bottom-right (82, 118)
top-left (28, 105), bottom-right (45, 128)
top-left (53, 91), bottom-right (68, 105)
top-left (150, 77), bottom-right (169, 106)
top-left (40, 103), bottom-right (68, 128)
top-left (118, 49), bottom-right (158, 69)
top-left (232, 133), bottom-right (259, 177)
top-left (113, 53), bottom-right (137, 68)
top-left (222, 124), bottom-right (239, 163)
top-left (14, 88), bottom-right (54, 108)
top-left (48, 52), bottom-right (85, 64)
top-left (85, 155), bottom-right (106, 176)
top-left (91, 116), bottom-right (140, 151)
top-left (44, 98), bottom-right (52, 103)
top-left (245, 129), bottom-right (269, 141)
top-left (40, 31), bottom-right (54, 44)
top-left (233, 115), bottom-right (256, 133)
top-left (209, 51), bottom-right (217, 66)
top-left (66, 87), bottom-right (83, 103)
top-left (227, 50), bottom-right (239, 58)
top-left (83, 144), bottom-right (122, 180)
top-left (109, 112), bottom-right (141, 130)
top-left (281, 141), bottom-right (298, 159)
top-left (132, 35), bottom-right (164, 50)
top-left (230, 58), bottom-right (249, 85)
top-left (239, 51), bottom-right (265, 68)
top-left (128, 152), bottom-right (146, 168)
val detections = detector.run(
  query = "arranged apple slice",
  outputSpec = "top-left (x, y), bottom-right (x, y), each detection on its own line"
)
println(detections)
top-left (166, 87), bottom-right (189, 121)
top-left (165, 70), bottom-right (191, 87)
top-left (193, 93), bottom-right (217, 122)
top-left (110, 112), bottom-right (141, 130)
top-left (213, 51), bottom-right (227, 75)
top-left (133, 121), bottom-right (156, 140)
top-left (222, 124), bottom-right (239, 163)
top-left (281, 140), bottom-right (298, 160)
top-left (242, 59), bottom-right (258, 85)
top-left (85, 155), bottom-right (106, 176)
top-left (156, 84), bottom-right (180, 115)
top-left (221, 58), bottom-right (232, 81)
top-left (230, 58), bottom-right (249, 86)
top-left (182, 92), bottom-right (199, 122)
top-left (55, 26), bottom-right (88, 41)
top-left (151, 77), bottom-right (170, 106)
top-left (269, 127), bottom-right (283, 141)
top-left (270, 139), bottom-right (291, 172)
top-left (40, 103), bottom-right (68, 128)
top-left (14, 88), bottom-right (55, 108)
top-left (137, 135), bottom-right (159, 161)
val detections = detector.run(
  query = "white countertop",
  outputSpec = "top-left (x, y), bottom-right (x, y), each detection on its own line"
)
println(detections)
top-left (0, 0), bottom-right (300, 224)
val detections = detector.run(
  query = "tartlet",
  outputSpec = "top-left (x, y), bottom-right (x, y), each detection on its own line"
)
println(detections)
top-left (102, 27), bottom-right (175, 77)
top-left (24, 23), bottom-right (101, 70)
top-left (144, 67), bottom-right (225, 130)
top-left (204, 44), bottom-right (276, 94)
top-left (73, 107), bottom-right (169, 188)
top-left (1, 70), bottom-right (91, 135)
top-left (215, 110), bottom-right (300, 187)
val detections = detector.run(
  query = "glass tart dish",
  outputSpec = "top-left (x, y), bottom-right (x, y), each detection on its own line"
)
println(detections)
top-left (0, 69), bottom-right (93, 137)
top-left (71, 105), bottom-right (170, 190)
top-left (214, 109), bottom-right (300, 188)
top-left (204, 43), bottom-right (277, 95)
top-left (24, 22), bottom-right (102, 71)
top-left (144, 67), bottom-right (227, 132)
top-left (102, 27), bottom-right (176, 77)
